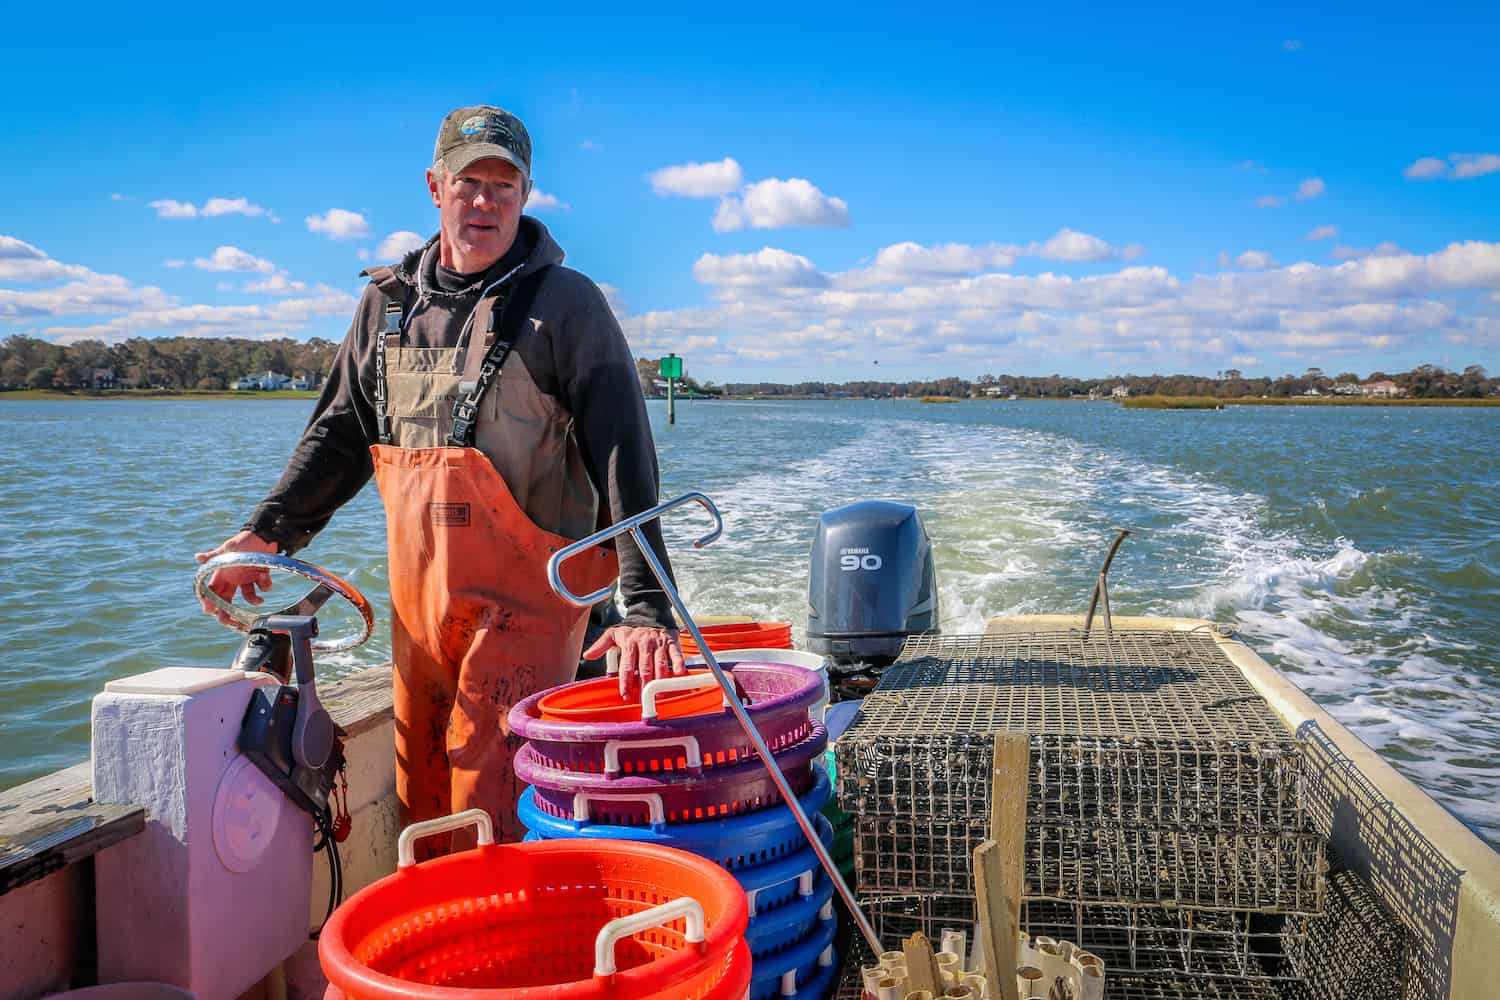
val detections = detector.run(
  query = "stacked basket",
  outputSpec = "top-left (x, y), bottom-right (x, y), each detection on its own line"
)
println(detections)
top-left (320, 811), bottom-right (751, 999)
top-left (510, 664), bottom-right (840, 1000)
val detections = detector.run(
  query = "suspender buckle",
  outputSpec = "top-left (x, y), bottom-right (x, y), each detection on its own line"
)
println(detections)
top-left (383, 302), bottom-right (403, 336)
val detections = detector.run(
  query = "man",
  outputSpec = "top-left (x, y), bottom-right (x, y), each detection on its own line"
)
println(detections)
top-left (196, 104), bottom-right (684, 843)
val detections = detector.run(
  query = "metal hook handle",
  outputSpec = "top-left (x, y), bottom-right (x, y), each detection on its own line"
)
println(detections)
top-left (548, 492), bottom-right (723, 608)
top-left (545, 490), bottom-right (885, 956)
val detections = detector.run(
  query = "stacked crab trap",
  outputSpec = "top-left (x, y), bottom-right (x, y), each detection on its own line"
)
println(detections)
top-left (832, 628), bottom-right (1332, 1000)
top-left (510, 663), bottom-right (841, 1000)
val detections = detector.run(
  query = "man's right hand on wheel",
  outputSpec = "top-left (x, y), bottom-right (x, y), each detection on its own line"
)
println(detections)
top-left (194, 530), bottom-right (279, 626)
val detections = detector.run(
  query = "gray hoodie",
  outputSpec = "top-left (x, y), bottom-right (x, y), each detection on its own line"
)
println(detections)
top-left (245, 217), bottom-right (674, 629)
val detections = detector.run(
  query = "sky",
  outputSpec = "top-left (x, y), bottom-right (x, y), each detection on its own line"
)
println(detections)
top-left (2, 2), bottom-right (1498, 384)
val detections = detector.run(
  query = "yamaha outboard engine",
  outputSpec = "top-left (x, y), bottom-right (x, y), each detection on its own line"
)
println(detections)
top-left (806, 501), bottom-right (938, 696)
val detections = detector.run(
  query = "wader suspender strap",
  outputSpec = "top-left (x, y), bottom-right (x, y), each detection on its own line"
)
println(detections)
top-left (447, 268), bottom-right (548, 448)
top-left (364, 265), bottom-right (408, 446)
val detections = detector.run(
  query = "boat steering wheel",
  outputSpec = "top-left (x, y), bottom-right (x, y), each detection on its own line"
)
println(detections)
top-left (194, 552), bottom-right (375, 654)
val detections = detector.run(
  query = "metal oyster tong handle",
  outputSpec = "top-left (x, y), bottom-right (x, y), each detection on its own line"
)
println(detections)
top-left (548, 491), bottom-right (883, 954)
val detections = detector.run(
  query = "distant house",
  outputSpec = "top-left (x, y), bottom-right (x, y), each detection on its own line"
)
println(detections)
top-left (1300, 387), bottom-right (1323, 397)
top-left (89, 368), bottom-right (117, 390)
top-left (983, 386), bottom-right (1008, 397)
top-left (291, 373), bottom-right (321, 391)
top-left (1111, 385), bottom-right (1130, 399)
top-left (1362, 379), bottom-right (1405, 398)
top-left (1332, 382), bottom-right (1360, 396)
top-left (237, 371), bottom-right (292, 391)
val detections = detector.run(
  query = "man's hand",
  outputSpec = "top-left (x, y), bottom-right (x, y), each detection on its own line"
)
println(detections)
top-left (194, 530), bottom-right (279, 626)
top-left (583, 625), bottom-right (687, 698)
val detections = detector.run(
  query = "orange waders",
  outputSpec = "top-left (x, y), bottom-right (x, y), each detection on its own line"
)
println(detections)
top-left (367, 268), bottom-right (617, 852)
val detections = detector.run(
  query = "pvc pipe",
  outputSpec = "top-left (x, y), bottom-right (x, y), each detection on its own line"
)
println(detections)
top-left (881, 951), bottom-right (906, 969)
top-left (947, 987), bottom-right (975, 1000)
top-left (1016, 966), bottom-right (1045, 1000)
top-left (903, 992), bottom-right (934, 1000)
top-left (961, 973), bottom-right (988, 1000)
top-left (936, 952), bottom-right (960, 973)
top-left (941, 928), bottom-right (968, 960)
top-left (876, 978), bottom-right (904, 1000)
top-left (1077, 961), bottom-right (1105, 1000)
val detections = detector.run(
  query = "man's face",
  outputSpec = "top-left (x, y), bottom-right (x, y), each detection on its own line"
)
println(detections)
top-left (426, 158), bottom-right (526, 273)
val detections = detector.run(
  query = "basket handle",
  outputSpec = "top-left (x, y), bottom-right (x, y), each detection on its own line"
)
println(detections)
top-left (639, 673), bottom-right (731, 722)
top-left (593, 897), bottom-right (706, 977)
top-left (572, 790), bottom-right (667, 828)
top-left (397, 808), bottom-right (494, 868)
top-left (746, 866), bottom-right (817, 915)
top-left (604, 735), bottom-right (704, 776)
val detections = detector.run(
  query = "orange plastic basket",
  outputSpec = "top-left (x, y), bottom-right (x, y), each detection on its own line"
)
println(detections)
top-left (678, 622), bottom-right (793, 658)
top-left (537, 669), bottom-right (729, 723)
top-left (320, 815), bottom-right (750, 1000)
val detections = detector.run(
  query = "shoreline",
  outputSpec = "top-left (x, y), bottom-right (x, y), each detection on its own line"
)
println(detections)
top-left (0, 389), bottom-right (321, 401)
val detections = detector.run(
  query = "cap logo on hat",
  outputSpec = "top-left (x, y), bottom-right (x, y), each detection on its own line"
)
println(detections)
top-left (436, 105), bottom-right (533, 179)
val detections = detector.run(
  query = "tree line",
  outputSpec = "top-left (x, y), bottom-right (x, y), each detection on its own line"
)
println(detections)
top-left (718, 365), bottom-right (1498, 400)
top-left (4, 336), bottom-right (1495, 400)
top-left (1, 334), bottom-right (340, 391)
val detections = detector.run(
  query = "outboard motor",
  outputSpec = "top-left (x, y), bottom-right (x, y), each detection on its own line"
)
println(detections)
top-left (806, 501), bottom-right (938, 695)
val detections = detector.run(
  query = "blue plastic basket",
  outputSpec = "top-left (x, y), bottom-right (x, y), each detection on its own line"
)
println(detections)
top-left (736, 818), bottom-right (835, 916)
top-left (748, 916), bottom-right (838, 1000)
top-left (745, 873), bottom-right (835, 958)
top-left (518, 764), bottom-right (833, 870)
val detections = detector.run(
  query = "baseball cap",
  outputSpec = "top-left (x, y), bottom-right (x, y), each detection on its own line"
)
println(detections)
top-left (433, 105), bottom-right (532, 182)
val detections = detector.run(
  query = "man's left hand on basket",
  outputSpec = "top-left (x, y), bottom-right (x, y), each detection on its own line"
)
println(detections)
top-left (584, 625), bottom-right (687, 698)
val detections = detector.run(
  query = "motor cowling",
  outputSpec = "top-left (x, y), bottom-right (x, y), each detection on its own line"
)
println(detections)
top-left (806, 500), bottom-right (938, 667)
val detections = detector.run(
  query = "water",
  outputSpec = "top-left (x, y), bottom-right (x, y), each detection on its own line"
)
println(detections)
top-left (1, 398), bottom-right (1496, 846)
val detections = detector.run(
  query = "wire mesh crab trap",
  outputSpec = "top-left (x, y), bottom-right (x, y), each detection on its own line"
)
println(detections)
top-left (832, 628), bottom-right (1332, 997)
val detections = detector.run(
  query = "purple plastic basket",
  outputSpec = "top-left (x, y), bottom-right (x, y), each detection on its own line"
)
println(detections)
top-left (518, 723), bottom-right (828, 826)
top-left (508, 662), bottom-right (824, 777)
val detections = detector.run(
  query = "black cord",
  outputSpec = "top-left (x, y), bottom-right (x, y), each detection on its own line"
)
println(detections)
top-left (309, 809), bottom-right (344, 940)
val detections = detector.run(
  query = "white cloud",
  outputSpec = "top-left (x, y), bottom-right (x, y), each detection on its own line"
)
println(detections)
top-left (649, 158), bottom-right (744, 197)
top-left (192, 246), bottom-right (275, 273)
top-left (693, 248), bottom-right (828, 289)
top-left (1295, 177), bottom-right (1326, 201)
top-left (1332, 242), bottom-right (1405, 261)
top-left (244, 274), bottom-right (308, 295)
top-left (1235, 160), bottom-right (1270, 174)
top-left (1305, 225), bottom-right (1338, 241)
top-left (1403, 156), bottom-right (1449, 180)
top-left (1235, 250), bottom-right (1278, 270)
top-left (712, 178), bottom-right (850, 232)
top-left (526, 188), bottom-right (571, 212)
top-left (163, 259), bottom-right (187, 268)
top-left (1282, 39), bottom-right (1304, 52)
top-left (1450, 153), bottom-right (1500, 180)
top-left (149, 199), bottom-right (198, 219)
top-left (617, 238), bottom-right (1500, 371)
top-left (201, 197), bottom-right (272, 219)
top-left (305, 208), bottom-right (370, 240)
top-left (375, 231), bottom-right (427, 260)
top-left (1036, 228), bottom-right (1130, 262)
top-left (581, 140), bottom-right (601, 152)
top-left (110, 193), bottom-right (127, 202)
top-left (0, 236), bottom-right (96, 282)
top-left (866, 242), bottom-right (1021, 280)
top-left (596, 282), bottom-right (628, 316)
top-left (1255, 195), bottom-right (1284, 208)
top-left (148, 197), bottom-right (276, 220)
top-left (1403, 153), bottom-right (1500, 181)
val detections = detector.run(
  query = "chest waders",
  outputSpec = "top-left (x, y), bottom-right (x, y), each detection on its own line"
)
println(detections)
top-left (365, 265), bottom-right (618, 856)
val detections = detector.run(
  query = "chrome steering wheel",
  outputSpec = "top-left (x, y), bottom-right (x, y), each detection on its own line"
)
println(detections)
top-left (194, 552), bottom-right (375, 654)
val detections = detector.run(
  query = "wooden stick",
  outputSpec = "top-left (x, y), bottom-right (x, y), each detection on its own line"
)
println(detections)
top-left (975, 731), bottom-right (1029, 1000)
top-left (901, 932), bottom-right (942, 994)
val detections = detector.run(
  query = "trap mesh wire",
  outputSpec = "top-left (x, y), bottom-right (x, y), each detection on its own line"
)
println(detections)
top-left (836, 631), bottom-right (1308, 830)
top-left (1283, 867), bottom-right (1410, 1000)
top-left (855, 817), bottom-right (1325, 913)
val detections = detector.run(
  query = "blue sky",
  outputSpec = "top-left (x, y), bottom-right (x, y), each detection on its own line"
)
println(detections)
top-left (2, 2), bottom-right (1497, 383)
